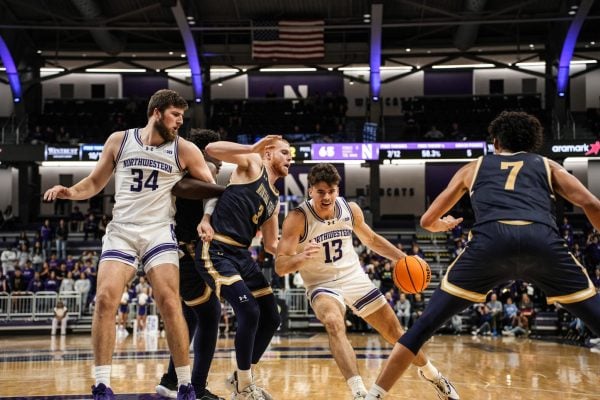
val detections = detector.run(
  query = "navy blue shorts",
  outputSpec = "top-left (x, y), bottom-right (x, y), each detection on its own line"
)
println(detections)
top-left (195, 238), bottom-right (271, 299)
top-left (179, 244), bottom-right (213, 306)
top-left (118, 303), bottom-right (128, 314)
top-left (442, 221), bottom-right (596, 304)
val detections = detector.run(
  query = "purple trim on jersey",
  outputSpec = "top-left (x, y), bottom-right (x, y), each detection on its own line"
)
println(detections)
top-left (305, 199), bottom-right (342, 223)
top-left (134, 128), bottom-right (144, 147)
top-left (174, 135), bottom-right (183, 172)
top-left (340, 197), bottom-right (354, 226)
top-left (115, 130), bottom-right (129, 164)
top-left (352, 288), bottom-right (382, 310)
top-left (296, 207), bottom-right (309, 243)
top-left (141, 243), bottom-right (178, 266)
top-left (100, 250), bottom-right (136, 264)
top-left (310, 288), bottom-right (339, 303)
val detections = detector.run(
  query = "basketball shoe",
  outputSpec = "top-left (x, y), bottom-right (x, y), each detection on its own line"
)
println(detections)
top-left (418, 369), bottom-right (460, 400)
top-left (232, 384), bottom-right (266, 400)
top-left (155, 373), bottom-right (178, 398)
top-left (226, 371), bottom-right (273, 400)
top-left (177, 383), bottom-right (196, 400)
top-left (91, 383), bottom-right (115, 400)
top-left (197, 387), bottom-right (225, 400)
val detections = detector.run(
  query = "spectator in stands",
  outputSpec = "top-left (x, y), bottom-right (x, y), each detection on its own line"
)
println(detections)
top-left (39, 262), bottom-right (50, 281)
top-left (379, 261), bottom-right (395, 295)
top-left (424, 125), bottom-right (444, 140)
top-left (486, 292), bottom-right (503, 335)
top-left (0, 269), bottom-right (8, 292)
top-left (518, 293), bottom-right (535, 328)
top-left (69, 206), bottom-right (85, 232)
top-left (503, 297), bottom-right (518, 327)
top-left (44, 270), bottom-right (59, 292)
top-left (1, 246), bottom-right (17, 276)
top-left (560, 216), bottom-right (573, 237)
top-left (51, 300), bottom-right (68, 336)
top-left (97, 214), bottom-right (110, 238)
top-left (16, 231), bottom-right (29, 248)
top-left (21, 260), bottom-right (35, 287)
top-left (55, 218), bottom-right (69, 260)
top-left (353, 238), bottom-right (366, 255)
top-left (9, 267), bottom-right (28, 294)
top-left (27, 125), bottom-right (44, 144)
top-left (31, 244), bottom-right (44, 272)
top-left (40, 219), bottom-right (53, 259)
top-left (409, 243), bottom-right (425, 259)
top-left (60, 271), bottom-right (75, 292)
top-left (411, 293), bottom-right (425, 323)
top-left (27, 272), bottom-right (44, 293)
top-left (447, 122), bottom-right (468, 141)
top-left (502, 311), bottom-right (530, 337)
top-left (471, 303), bottom-right (493, 336)
top-left (55, 126), bottom-right (71, 144)
top-left (561, 229), bottom-right (574, 248)
top-left (395, 293), bottom-right (411, 328)
top-left (585, 233), bottom-right (600, 270)
top-left (16, 243), bottom-right (30, 268)
top-left (74, 271), bottom-right (91, 312)
top-left (83, 213), bottom-right (98, 241)
top-left (47, 252), bottom-right (60, 271)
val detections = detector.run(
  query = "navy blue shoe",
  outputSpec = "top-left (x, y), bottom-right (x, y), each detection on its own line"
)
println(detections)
top-left (91, 383), bottom-right (115, 400)
top-left (177, 383), bottom-right (196, 400)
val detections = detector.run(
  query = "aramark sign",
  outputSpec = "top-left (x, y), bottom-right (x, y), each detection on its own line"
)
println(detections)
top-left (542, 140), bottom-right (600, 158)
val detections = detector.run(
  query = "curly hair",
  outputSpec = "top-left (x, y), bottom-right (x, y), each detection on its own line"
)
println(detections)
top-left (189, 129), bottom-right (220, 150)
top-left (147, 89), bottom-right (188, 117)
top-left (308, 163), bottom-right (341, 187)
top-left (488, 111), bottom-right (544, 153)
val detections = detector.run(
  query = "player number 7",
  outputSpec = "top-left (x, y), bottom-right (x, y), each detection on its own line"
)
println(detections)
top-left (500, 161), bottom-right (523, 191)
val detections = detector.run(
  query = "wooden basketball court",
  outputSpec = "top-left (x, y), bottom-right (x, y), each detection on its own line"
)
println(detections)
top-left (0, 332), bottom-right (598, 399)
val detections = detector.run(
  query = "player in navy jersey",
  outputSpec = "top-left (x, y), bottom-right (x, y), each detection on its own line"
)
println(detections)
top-left (364, 111), bottom-right (600, 400)
top-left (43, 89), bottom-right (217, 400)
top-left (196, 135), bottom-right (291, 400)
top-left (156, 128), bottom-right (226, 400)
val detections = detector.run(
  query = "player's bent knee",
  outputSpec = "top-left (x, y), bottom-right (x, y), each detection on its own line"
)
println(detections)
top-left (320, 313), bottom-right (346, 335)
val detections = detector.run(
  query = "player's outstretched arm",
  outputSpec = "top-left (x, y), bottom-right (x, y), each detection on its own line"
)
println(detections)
top-left (350, 202), bottom-right (407, 262)
top-left (172, 177), bottom-right (225, 200)
top-left (420, 162), bottom-right (473, 232)
top-left (43, 131), bottom-right (121, 202)
top-left (205, 135), bottom-right (282, 169)
top-left (549, 159), bottom-right (600, 230)
top-left (275, 209), bottom-right (319, 276)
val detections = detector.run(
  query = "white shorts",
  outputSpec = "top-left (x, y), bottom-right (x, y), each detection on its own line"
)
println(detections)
top-left (306, 270), bottom-right (386, 318)
top-left (100, 221), bottom-right (179, 273)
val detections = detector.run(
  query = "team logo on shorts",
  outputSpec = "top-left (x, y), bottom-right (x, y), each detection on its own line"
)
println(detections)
top-left (238, 295), bottom-right (249, 303)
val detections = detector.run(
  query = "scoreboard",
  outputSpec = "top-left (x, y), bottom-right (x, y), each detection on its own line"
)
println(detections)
top-left (378, 142), bottom-right (487, 160)
top-left (310, 142), bottom-right (487, 161)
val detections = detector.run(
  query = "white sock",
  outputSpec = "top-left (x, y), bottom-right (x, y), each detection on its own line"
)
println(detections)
top-left (366, 384), bottom-right (387, 399)
top-left (175, 365), bottom-right (191, 387)
top-left (347, 375), bottom-right (367, 396)
top-left (419, 360), bottom-right (439, 380)
top-left (94, 365), bottom-right (111, 387)
top-left (237, 368), bottom-right (253, 391)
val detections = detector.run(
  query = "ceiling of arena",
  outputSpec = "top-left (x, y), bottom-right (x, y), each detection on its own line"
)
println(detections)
top-left (1, 0), bottom-right (599, 72)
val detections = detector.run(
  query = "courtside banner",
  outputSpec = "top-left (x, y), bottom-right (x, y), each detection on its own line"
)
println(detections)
top-left (0, 144), bottom-right (44, 161)
top-left (541, 139), bottom-right (600, 159)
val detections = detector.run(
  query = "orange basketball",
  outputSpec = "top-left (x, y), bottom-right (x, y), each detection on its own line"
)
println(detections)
top-left (393, 256), bottom-right (431, 294)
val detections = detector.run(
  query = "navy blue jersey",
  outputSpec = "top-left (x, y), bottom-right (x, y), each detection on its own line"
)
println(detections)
top-left (175, 197), bottom-right (203, 243)
top-left (212, 167), bottom-right (279, 247)
top-left (470, 153), bottom-right (557, 229)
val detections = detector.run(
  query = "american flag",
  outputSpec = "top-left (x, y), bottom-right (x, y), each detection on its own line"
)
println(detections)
top-left (252, 20), bottom-right (325, 60)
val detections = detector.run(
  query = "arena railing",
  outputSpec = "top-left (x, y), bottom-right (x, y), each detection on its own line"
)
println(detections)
top-left (0, 291), bottom-right (81, 321)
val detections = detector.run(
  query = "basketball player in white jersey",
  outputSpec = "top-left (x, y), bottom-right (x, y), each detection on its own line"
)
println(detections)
top-left (275, 163), bottom-right (459, 400)
top-left (43, 89), bottom-right (215, 400)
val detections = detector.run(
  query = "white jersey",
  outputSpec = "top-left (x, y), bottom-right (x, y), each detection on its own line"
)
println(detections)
top-left (296, 197), bottom-right (360, 287)
top-left (112, 128), bottom-right (184, 225)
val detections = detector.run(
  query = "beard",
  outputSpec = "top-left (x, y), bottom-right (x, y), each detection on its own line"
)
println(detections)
top-left (154, 116), bottom-right (177, 142)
